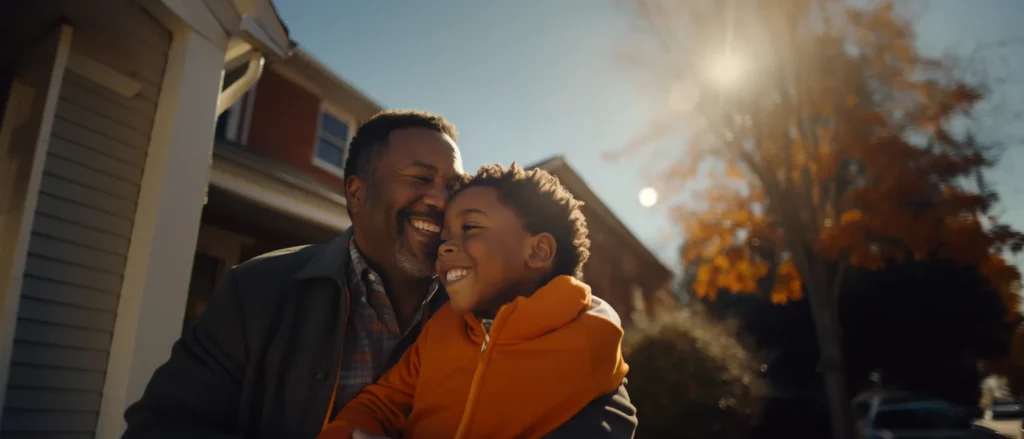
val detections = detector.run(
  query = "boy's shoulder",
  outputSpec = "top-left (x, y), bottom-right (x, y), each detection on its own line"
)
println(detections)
top-left (580, 295), bottom-right (622, 327)
top-left (576, 295), bottom-right (626, 345)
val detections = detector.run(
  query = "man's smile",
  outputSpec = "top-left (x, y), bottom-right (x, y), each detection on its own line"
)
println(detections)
top-left (406, 216), bottom-right (442, 245)
top-left (409, 217), bottom-right (441, 235)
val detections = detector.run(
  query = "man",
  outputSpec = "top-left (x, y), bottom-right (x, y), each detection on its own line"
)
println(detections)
top-left (123, 110), bottom-right (637, 439)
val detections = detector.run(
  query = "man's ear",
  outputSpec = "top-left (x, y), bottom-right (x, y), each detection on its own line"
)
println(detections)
top-left (525, 233), bottom-right (557, 270)
top-left (345, 175), bottom-right (366, 214)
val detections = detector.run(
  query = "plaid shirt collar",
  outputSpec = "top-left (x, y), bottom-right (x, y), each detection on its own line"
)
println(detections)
top-left (346, 238), bottom-right (440, 306)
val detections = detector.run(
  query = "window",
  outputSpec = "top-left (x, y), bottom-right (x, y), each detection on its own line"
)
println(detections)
top-left (872, 405), bottom-right (970, 430)
top-left (313, 111), bottom-right (351, 174)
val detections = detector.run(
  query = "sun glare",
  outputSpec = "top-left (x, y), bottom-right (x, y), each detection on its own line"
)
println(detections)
top-left (639, 187), bottom-right (659, 208)
top-left (705, 52), bottom-right (747, 90)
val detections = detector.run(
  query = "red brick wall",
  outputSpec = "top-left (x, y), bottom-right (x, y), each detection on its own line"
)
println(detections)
top-left (246, 69), bottom-right (345, 188)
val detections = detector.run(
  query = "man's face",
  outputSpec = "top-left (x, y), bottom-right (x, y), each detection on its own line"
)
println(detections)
top-left (353, 127), bottom-right (462, 278)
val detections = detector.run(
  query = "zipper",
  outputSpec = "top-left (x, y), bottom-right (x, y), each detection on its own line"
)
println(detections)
top-left (479, 319), bottom-right (492, 352)
top-left (321, 286), bottom-right (351, 430)
top-left (454, 318), bottom-right (497, 439)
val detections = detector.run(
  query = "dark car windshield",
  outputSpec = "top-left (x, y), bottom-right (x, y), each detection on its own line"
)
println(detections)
top-left (873, 406), bottom-right (971, 430)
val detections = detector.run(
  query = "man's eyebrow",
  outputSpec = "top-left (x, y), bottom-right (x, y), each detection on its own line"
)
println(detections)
top-left (408, 160), bottom-right (438, 172)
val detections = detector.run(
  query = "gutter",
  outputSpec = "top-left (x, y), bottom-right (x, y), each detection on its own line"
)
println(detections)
top-left (217, 49), bottom-right (264, 116)
top-left (212, 0), bottom-right (294, 117)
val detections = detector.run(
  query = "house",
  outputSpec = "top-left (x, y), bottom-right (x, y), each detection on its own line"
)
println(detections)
top-left (185, 53), bottom-right (676, 332)
top-left (0, 0), bottom-right (290, 437)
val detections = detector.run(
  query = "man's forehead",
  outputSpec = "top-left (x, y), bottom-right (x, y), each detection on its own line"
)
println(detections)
top-left (386, 128), bottom-right (462, 174)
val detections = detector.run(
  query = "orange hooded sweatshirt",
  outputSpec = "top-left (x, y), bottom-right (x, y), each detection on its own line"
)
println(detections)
top-left (318, 275), bottom-right (629, 439)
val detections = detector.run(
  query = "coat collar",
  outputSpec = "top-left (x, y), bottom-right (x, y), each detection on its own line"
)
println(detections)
top-left (291, 227), bottom-right (452, 312)
top-left (293, 227), bottom-right (355, 282)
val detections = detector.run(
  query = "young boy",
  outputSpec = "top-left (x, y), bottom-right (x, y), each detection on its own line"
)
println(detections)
top-left (318, 163), bottom-right (629, 439)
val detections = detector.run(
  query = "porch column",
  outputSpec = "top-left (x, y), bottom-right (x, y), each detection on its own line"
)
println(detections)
top-left (96, 26), bottom-right (225, 438)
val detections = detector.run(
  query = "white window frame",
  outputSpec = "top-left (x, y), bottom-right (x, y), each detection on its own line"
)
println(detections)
top-left (311, 104), bottom-right (355, 178)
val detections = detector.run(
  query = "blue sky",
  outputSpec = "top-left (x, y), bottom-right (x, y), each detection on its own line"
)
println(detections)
top-left (272, 0), bottom-right (1024, 272)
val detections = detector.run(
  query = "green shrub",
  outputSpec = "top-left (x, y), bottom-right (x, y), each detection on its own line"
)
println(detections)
top-left (625, 305), bottom-right (767, 438)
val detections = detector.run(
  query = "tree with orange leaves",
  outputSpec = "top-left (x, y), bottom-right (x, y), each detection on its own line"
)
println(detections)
top-left (618, 0), bottom-right (1024, 437)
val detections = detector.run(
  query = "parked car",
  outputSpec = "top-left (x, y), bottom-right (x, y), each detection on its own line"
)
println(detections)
top-left (861, 399), bottom-right (1006, 438)
top-left (990, 398), bottom-right (1023, 420)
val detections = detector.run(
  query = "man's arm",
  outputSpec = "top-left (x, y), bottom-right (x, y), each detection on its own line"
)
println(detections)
top-left (544, 380), bottom-right (637, 439)
top-left (123, 270), bottom-right (248, 439)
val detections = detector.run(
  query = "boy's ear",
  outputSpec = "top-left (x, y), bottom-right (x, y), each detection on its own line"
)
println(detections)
top-left (525, 233), bottom-right (557, 270)
top-left (345, 175), bottom-right (366, 214)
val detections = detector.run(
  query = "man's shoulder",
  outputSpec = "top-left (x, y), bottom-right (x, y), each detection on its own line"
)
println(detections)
top-left (237, 243), bottom-right (321, 270)
top-left (228, 243), bottom-right (327, 288)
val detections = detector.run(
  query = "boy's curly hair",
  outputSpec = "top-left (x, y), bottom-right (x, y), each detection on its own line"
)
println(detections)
top-left (453, 163), bottom-right (590, 278)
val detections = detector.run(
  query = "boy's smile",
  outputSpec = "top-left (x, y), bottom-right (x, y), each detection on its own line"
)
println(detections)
top-left (444, 267), bottom-right (471, 285)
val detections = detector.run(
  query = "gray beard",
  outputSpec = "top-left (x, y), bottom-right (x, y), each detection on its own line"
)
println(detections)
top-left (395, 240), bottom-right (434, 278)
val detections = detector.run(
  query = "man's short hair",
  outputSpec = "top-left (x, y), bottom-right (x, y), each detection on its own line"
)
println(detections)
top-left (453, 163), bottom-right (590, 278)
top-left (344, 110), bottom-right (458, 181)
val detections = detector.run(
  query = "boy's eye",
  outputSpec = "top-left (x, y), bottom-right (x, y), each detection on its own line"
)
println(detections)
top-left (461, 224), bottom-right (480, 233)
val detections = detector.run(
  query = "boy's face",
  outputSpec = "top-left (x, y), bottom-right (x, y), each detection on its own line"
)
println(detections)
top-left (436, 186), bottom-right (547, 317)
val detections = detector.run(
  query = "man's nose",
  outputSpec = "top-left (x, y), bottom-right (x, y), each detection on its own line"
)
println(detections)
top-left (423, 180), bottom-right (449, 210)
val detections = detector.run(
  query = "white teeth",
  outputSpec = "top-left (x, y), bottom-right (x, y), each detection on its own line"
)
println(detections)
top-left (446, 268), bottom-right (469, 283)
top-left (411, 219), bottom-right (440, 233)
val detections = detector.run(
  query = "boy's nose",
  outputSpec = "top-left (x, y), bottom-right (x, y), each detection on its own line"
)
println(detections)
top-left (438, 240), bottom-right (457, 254)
